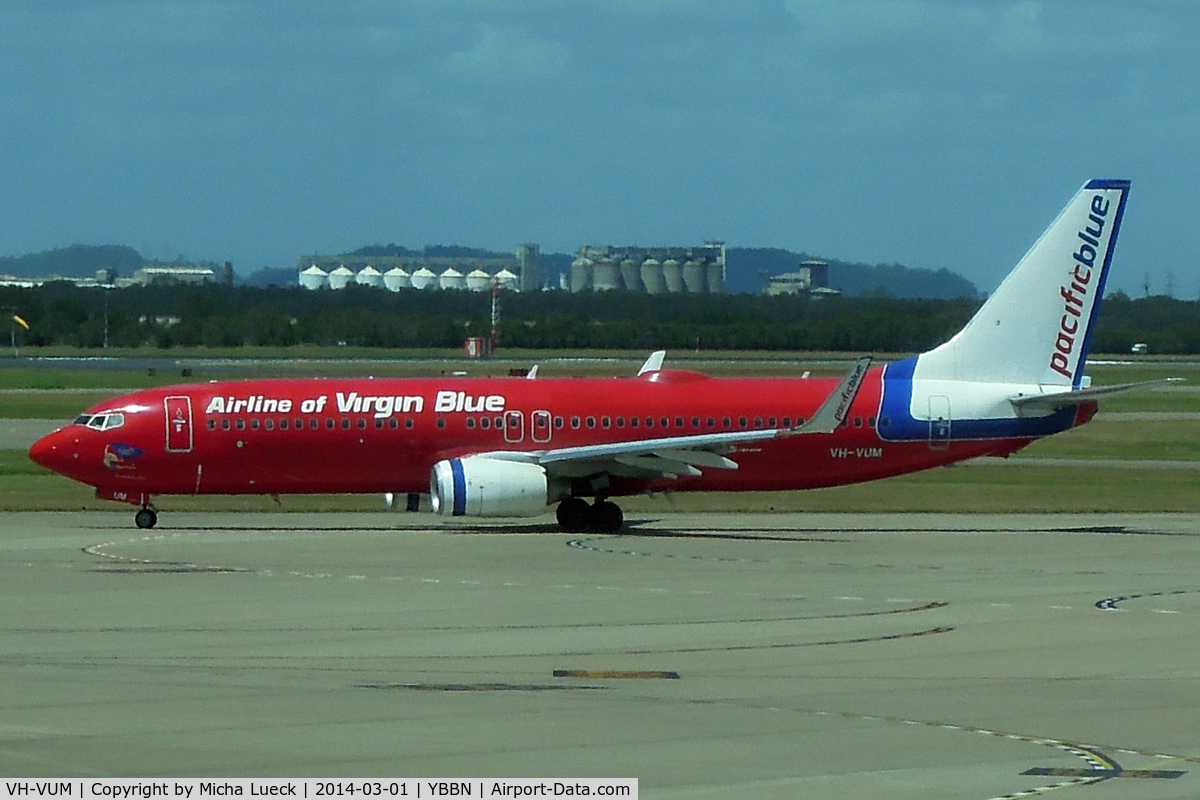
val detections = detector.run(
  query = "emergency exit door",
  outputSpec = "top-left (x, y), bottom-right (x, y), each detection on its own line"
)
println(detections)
top-left (164, 396), bottom-right (194, 453)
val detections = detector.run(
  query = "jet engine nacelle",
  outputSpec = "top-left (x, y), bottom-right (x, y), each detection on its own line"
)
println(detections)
top-left (430, 456), bottom-right (549, 517)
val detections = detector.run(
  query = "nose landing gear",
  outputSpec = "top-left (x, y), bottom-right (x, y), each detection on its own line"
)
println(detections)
top-left (555, 497), bottom-right (624, 533)
top-left (134, 507), bottom-right (158, 529)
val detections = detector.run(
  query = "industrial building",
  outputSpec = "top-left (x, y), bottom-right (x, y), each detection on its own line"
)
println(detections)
top-left (764, 259), bottom-right (841, 297)
top-left (297, 244), bottom-right (539, 292)
top-left (568, 243), bottom-right (725, 294)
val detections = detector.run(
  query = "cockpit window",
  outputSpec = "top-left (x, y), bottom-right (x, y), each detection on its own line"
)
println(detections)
top-left (75, 413), bottom-right (125, 431)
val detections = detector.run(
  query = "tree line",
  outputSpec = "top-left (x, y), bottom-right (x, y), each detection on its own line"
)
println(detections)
top-left (0, 282), bottom-right (1191, 354)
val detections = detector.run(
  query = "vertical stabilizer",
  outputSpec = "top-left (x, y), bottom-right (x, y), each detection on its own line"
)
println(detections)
top-left (915, 180), bottom-right (1130, 387)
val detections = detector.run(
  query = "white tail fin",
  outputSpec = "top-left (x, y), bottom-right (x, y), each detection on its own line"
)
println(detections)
top-left (915, 180), bottom-right (1130, 388)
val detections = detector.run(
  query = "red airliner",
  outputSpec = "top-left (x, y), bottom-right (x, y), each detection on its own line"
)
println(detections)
top-left (31, 180), bottom-right (1149, 531)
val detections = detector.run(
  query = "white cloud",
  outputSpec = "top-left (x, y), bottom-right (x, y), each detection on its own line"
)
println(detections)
top-left (444, 23), bottom-right (570, 86)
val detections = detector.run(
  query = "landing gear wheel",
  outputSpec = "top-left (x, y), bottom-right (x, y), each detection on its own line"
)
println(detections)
top-left (556, 497), bottom-right (590, 532)
top-left (134, 508), bottom-right (158, 529)
top-left (589, 500), bottom-right (624, 533)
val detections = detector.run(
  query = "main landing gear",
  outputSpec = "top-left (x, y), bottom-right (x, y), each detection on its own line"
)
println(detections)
top-left (134, 506), bottom-right (158, 529)
top-left (556, 497), bottom-right (624, 533)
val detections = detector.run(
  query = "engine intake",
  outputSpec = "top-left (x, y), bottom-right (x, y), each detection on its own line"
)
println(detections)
top-left (430, 456), bottom-right (549, 517)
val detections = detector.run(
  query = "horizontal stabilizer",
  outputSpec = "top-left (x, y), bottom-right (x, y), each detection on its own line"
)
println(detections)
top-left (1009, 378), bottom-right (1182, 412)
top-left (785, 357), bottom-right (872, 436)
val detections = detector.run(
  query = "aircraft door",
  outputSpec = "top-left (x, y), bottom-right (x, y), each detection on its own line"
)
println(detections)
top-left (531, 410), bottom-right (552, 443)
top-left (164, 396), bottom-right (194, 453)
top-left (504, 410), bottom-right (524, 443)
top-left (928, 395), bottom-right (951, 451)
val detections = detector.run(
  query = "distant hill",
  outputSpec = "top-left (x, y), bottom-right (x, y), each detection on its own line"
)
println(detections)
top-left (347, 244), bottom-right (512, 260)
top-left (724, 248), bottom-right (980, 299)
top-left (0, 244), bottom-right (145, 279)
top-left (243, 267), bottom-right (298, 288)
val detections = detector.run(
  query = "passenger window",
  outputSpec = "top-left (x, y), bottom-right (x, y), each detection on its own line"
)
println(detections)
top-left (880, 417), bottom-right (891, 428)
top-left (630, 417), bottom-right (638, 428)
top-left (868, 416), bottom-right (877, 428)
top-left (554, 416), bottom-right (564, 429)
top-left (207, 419), bottom-right (215, 430)
top-left (706, 417), bottom-right (715, 428)
top-left (586, 416), bottom-right (596, 428)
top-left (691, 417), bottom-right (700, 428)
top-left (221, 419), bottom-right (230, 431)
top-left (405, 418), bottom-right (414, 429)
top-left (739, 417), bottom-right (748, 428)
top-left (480, 417), bottom-right (490, 429)
top-left (389, 418), bottom-right (398, 429)
top-left (437, 418), bottom-right (446, 429)
top-left (326, 419), bottom-right (334, 429)
top-left (571, 416), bottom-right (581, 429)
top-left (250, 419), bottom-right (259, 430)
top-left (601, 416), bottom-right (611, 428)
top-left (754, 417), bottom-right (763, 428)
top-left (768, 417), bottom-right (776, 427)
top-left (782, 417), bottom-right (791, 428)
top-left (466, 418), bottom-right (476, 429)
top-left (854, 417), bottom-right (863, 428)
top-left (236, 419), bottom-right (245, 430)
top-left (674, 417), bottom-right (683, 428)
top-left (374, 418), bottom-right (383, 429)
top-left (723, 416), bottom-right (731, 428)
top-left (616, 417), bottom-right (624, 428)
top-left (280, 419), bottom-right (289, 430)
top-left (264, 419), bottom-right (274, 431)
top-left (357, 418), bottom-right (366, 430)
top-left (341, 419), bottom-right (350, 430)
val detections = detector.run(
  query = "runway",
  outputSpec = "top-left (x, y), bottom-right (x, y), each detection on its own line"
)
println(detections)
top-left (2, 511), bottom-right (1200, 798)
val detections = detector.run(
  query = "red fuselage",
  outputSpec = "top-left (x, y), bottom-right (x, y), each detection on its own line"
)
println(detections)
top-left (29, 366), bottom-right (1055, 506)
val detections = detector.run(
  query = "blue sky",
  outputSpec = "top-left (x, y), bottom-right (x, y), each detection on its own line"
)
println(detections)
top-left (2, 1), bottom-right (1197, 294)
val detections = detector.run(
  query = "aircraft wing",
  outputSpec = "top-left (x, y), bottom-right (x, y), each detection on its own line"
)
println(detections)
top-left (1009, 378), bottom-right (1182, 413)
top-left (471, 357), bottom-right (872, 482)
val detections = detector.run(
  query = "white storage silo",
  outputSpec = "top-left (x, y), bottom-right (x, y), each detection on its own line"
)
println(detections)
top-left (356, 265), bottom-right (384, 288)
top-left (620, 258), bottom-right (642, 292)
top-left (662, 259), bottom-right (683, 293)
top-left (495, 268), bottom-right (519, 290)
top-left (570, 257), bottom-right (592, 293)
top-left (328, 265), bottom-right (354, 290)
top-left (593, 257), bottom-right (620, 291)
top-left (299, 265), bottom-right (328, 291)
top-left (439, 267), bottom-right (466, 290)
top-left (706, 259), bottom-right (724, 294)
top-left (383, 267), bottom-right (411, 291)
top-left (410, 267), bottom-right (438, 290)
top-left (682, 259), bottom-right (706, 293)
top-left (466, 269), bottom-right (492, 291)
top-left (640, 258), bottom-right (664, 295)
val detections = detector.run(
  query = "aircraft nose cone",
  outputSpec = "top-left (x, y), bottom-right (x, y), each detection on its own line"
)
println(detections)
top-left (29, 431), bottom-right (70, 475)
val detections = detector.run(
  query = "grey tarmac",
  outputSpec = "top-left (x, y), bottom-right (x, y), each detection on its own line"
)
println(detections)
top-left (2, 510), bottom-right (1200, 799)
